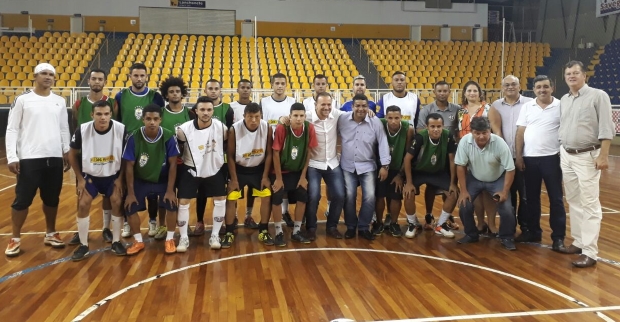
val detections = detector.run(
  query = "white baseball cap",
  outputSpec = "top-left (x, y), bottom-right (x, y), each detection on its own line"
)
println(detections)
top-left (34, 63), bottom-right (56, 75)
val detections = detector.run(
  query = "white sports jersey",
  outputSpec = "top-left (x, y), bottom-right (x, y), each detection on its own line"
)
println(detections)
top-left (260, 95), bottom-right (297, 132)
top-left (80, 120), bottom-right (125, 177)
top-left (230, 101), bottom-right (248, 123)
top-left (381, 92), bottom-right (419, 125)
top-left (177, 119), bottom-right (226, 178)
top-left (302, 96), bottom-right (316, 112)
top-left (232, 119), bottom-right (269, 168)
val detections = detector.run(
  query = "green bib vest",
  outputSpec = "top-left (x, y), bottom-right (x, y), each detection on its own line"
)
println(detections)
top-left (381, 119), bottom-right (409, 170)
top-left (213, 102), bottom-right (230, 125)
top-left (414, 129), bottom-right (450, 173)
top-left (133, 127), bottom-right (174, 183)
top-left (161, 105), bottom-right (191, 132)
top-left (280, 121), bottom-right (309, 172)
top-left (120, 88), bottom-right (157, 133)
top-left (76, 96), bottom-right (115, 127)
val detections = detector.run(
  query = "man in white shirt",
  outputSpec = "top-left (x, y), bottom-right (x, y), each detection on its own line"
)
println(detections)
top-left (303, 74), bottom-right (328, 111)
top-left (5, 63), bottom-right (71, 257)
top-left (376, 71), bottom-right (421, 125)
top-left (515, 75), bottom-right (567, 251)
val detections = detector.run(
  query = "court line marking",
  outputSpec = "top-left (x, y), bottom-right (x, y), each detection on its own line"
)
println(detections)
top-left (0, 173), bottom-right (15, 179)
top-left (0, 183), bottom-right (16, 192)
top-left (379, 306), bottom-right (620, 322)
top-left (71, 248), bottom-right (613, 321)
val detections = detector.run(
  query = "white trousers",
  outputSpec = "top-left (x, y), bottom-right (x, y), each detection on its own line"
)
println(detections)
top-left (559, 147), bottom-right (602, 260)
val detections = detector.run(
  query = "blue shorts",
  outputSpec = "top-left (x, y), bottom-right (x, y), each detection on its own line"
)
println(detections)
top-left (83, 173), bottom-right (118, 199)
top-left (127, 178), bottom-right (177, 215)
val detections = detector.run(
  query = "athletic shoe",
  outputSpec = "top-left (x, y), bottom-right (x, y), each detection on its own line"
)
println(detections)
top-left (274, 232), bottom-right (287, 247)
top-left (102, 228), bottom-right (113, 243)
top-left (405, 222), bottom-right (419, 238)
top-left (111, 241), bottom-right (127, 255)
top-left (259, 230), bottom-right (274, 246)
top-left (424, 214), bottom-right (435, 230)
top-left (148, 221), bottom-right (157, 237)
top-left (5, 239), bottom-right (20, 257)
top-left (282, 212), bottom-right (294, 227)
top-left (192, 222), bottom-right (205, 236)
top-left (68, 233), bottom-right (81, 246)
top-left (291, 231), bottom-right (310, 244)
top-left (435, 223), bottom-right (455, 238)
top-left (447, 215), bottom-right (460, 230)
top-left (44, 233), bottom-right (65, 248)
top-left (154, 226), bottom-right (167, 240)
top-left (164, 239), bottom-right (176, 254)
top-left (388, 223), bottom-right (402, 237)
top-left (371, 222), bottom-right (384, 236)
top-left (71, 244), bottom-right (89, 261)
top-left (126, 241), bottom-right (145, 255)
top-left (221, 232), bottom-right (234, 248)
top-left (244, 217), bottom-right (259, 229)
top-left (177, 237), bottom-right (189, 253)
top-left (209, 235), bottom-right (221, 250)
top-left (384, 213), bottom-right (392, 226)
top-left (122, 222), bottom-right (131, 238)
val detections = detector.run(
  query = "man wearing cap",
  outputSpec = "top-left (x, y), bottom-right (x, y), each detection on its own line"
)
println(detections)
top-left (340, 75), bottom-right (377, 113)
top-left (5, 63), bottom-right (71, 256)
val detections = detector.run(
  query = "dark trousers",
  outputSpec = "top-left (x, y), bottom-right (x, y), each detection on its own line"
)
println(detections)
top-left (511, 159), bottom-right (527, 232)
top-left (523, 154), bottom-right (567, 241)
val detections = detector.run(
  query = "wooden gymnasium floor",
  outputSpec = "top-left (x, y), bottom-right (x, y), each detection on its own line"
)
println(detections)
top-left (1, 145), bottom-right (620, 322)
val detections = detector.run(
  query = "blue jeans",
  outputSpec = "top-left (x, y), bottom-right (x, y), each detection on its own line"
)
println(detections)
top-left (306, 166), bottom-right (345, 230)
top-left (343, 169), bottom-right (376, 231)
top-left (459, 173), bottom-right (515, 239)
top-left (524, 154), bottom-right (566, 241)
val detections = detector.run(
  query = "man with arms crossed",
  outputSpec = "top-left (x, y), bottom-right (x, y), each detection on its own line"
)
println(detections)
top-left (558, 61), bottom-right (615, 268)
top-left (5, 63), bottom-right (70, 256)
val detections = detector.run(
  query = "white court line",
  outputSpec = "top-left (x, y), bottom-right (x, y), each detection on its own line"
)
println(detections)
top-left (541, 189), bottom-right (620, 213)
top-left (0, 173), bottom-right (15, 179)
top-left (72, 248), bottom-right (613, 321)
top-left (0, 184), bottom-right (16, 192)
top-left (378, 306), bottom-right (620, 322)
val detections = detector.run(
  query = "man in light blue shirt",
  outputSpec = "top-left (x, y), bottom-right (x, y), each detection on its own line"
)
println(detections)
top-left (338, 94), bottom-right (390, 240)
top-left (455, 116), bottom-right (517, 250)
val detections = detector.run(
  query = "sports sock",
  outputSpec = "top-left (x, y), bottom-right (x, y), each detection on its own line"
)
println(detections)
top-left (275, 222), bottom-right (283, 235)
top-left (77, 216), bottom-right (90, 247)
top-left (438, 210), bottom-right (451, 226)
top-left (102, 210), bottom-right (111, 229)
top-left (293, 221), bottom-right (302, 234)
top-left (282, 199), bottom-right (289, 213)
top-left (178, 204), bottom-right (190, 238)
top-left (111, 216), bottom-right (122, 242)
top-left (212, 199), bottom-right (226, 238)
top-left (134, 233), bottom-right (143, 243)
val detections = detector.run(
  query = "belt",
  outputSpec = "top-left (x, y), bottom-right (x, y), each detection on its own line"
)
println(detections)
top-left (564, 144), bottom-right (601, 154)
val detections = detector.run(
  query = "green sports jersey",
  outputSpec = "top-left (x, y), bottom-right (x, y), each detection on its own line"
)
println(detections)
top-left (280, 121), bottom-right (310, 172)
top-left (161, 105), bottom-right (191, 132)
top-left (213, 102), bottom-right (230, 125)
top-left (415, 129), bottom-right (450, 173)
top-left (381, 119), bottom-right (409, 170)
top-left (120, 88), bottom-right (157, 133)
top-left (74, 95), bottom-right (115, 126)
top-left (133, 127), bottom-right (174, 183)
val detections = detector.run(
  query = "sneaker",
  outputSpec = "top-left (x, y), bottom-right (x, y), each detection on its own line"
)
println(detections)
top-left (44, 233), bottom-right (65, 248)
top-left (5, 239), bottom-right (20, 257)
top-left (126, 241), bottom-right (145, 255)
top-left (244, 217), bottom-right (259, 229)
top-left (122, 222), bottom-right (131, 238)
top-left (68, 232), bottom-right (81, 246)
top-left (154, 226), bottom-right (167, 240)
top-left (447, 215), bottom-right (460, 230)
top-left (384, 213), bottom-right (392, 226)
top-left (371, 222), bottom-right (384, 236)
top-left (291, 231), bottom-right (310, 244)
top-left (148, 221), bottom-right (157, 237)
top-left (111, 241), bottom-right (127, 255)
top-left (164, 239), bottom-right (176, 254)
top-left (102, 228), bottom-right (113, 243)
top-left (209, 235), bottom-right (221, 250)
top-left (424, 214), bottom-right (435, 230)
top-left (435, 223), bottom-right (455, 238)
top-left (221, 232), bottom-right (234, 248)
top-left (259, 230), bottom-right (274, 246)
top-left (405, 222), bottom-right (419, 238)
top-left (282, 212), bottom-right (294, 227)
top-left (71, 244), bottom-right (89, 261)
top-left (274, 232), bottom-right (287, 247)
top-left (389, 223), bottom-right (402, 237)
top-left (192, 222), bottom-right (205, 236)
top-left (177, 236), bottom-right (189, 253)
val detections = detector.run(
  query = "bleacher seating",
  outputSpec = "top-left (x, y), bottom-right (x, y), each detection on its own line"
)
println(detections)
top-left (363, 39), bottom-right (551, 104)
top-left (110, 34), bottom-right (359, 103)
top-left (0, 31), bottom-right (105, 103)
top-left (588, 39), bottom-right (620, 105)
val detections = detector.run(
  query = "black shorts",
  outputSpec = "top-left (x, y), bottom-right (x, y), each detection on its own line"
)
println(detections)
top-left (270, 172), bottom-right (308, 205)
top-left (376, 169), bottom-right (403, 200)
top-left (411, 171), bottom-right (451, 195)
top-left (12, 158), bottom-right (64, 210)
top-left (177, 165), bottom-right (227, 199)
top-left (237, 172), bottom-right (264, 192)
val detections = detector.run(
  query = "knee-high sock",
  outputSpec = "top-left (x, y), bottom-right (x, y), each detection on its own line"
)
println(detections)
top-left (77, 216), bottom-right (90, 247)
top-left (282, 199), bottom-right (289, 213)
top-left (212, 200), bottom-right (226, 237)
top-left (111, 216), bottom-right (122, 242)
top-left (178, 204), bottom-right (190, 238)
top-left (102, 210), bottom-right (111, 229)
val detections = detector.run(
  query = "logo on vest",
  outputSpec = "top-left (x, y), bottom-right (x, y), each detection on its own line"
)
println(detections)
top-left (139, 153), bottom-right (149, 167)
top-left (134, 106), bottom-right (143, 120)
top-left (291, 146), bottom-right (298, 160)
top-left (205, 139), bottom-right (217, 153)
top-left (448, 114), bottom-right (455, 121)
top-left (402, 115), bottom-right (411, 121)
top-left (90, 155), bottom-right (115, 165)
top-left (431, 154), bottom-right (437, 165)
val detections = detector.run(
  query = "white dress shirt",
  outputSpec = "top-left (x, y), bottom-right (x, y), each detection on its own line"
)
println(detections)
top-left (308, 107), bottom-right (343, 170)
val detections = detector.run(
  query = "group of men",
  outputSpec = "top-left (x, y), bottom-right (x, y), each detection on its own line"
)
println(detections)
top-left (4, 60), bottom-right (615, 268)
